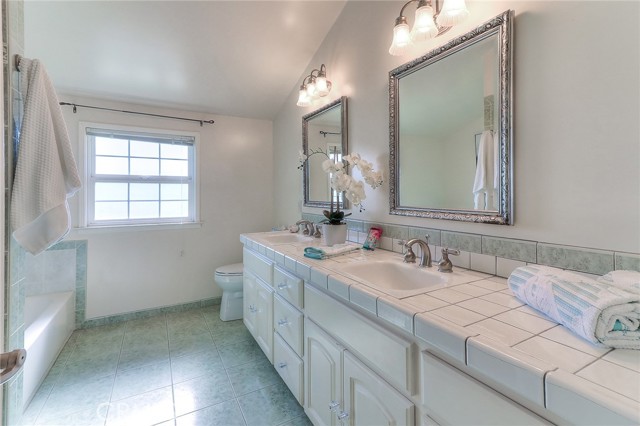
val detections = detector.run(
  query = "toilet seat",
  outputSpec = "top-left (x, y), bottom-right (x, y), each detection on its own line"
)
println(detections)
top-left (215, 263), bottom-right (243, 277)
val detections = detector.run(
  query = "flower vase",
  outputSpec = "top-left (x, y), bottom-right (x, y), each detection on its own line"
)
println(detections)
top-left (322, 223), bottom-right (348, 247)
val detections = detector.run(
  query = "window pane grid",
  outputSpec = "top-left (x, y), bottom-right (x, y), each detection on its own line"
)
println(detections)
top-left (87, 129), bottom-right (196, 226)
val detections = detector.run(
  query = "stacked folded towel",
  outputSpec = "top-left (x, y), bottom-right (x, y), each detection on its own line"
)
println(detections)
top-left (597, 270), bottom-right (640, 295)
top-left (508, 265), bottom-right (640, 349)
top-left (304, 243), bottom-right (360, 260)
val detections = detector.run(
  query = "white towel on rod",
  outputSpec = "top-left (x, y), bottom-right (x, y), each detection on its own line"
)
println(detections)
top-left (10, 58), bottom-right (81, 255)
top-left (472, 130), bottom-right (499, 210)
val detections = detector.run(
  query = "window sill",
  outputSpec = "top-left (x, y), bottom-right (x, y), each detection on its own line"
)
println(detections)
top-left (70, 222), bottom-right (203, 235)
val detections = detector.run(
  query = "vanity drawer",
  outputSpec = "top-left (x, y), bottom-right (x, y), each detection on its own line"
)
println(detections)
top-left (274, 295), bottom-right (304, 357)
top-left (243, 247), bottom-right (273, 285)
top-left (274, 265), bottom-right (303, 309)
top-left (274, 333), bottom-right (304, 405)
top-left (305, 284), bottom-right (418, 395)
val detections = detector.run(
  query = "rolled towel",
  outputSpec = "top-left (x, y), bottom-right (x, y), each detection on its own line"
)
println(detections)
top-left (508, 265), bottom-right (640, 349)
top-left (597, 270), bottom-right (640, 295)
top-left (304, 243), bottom-right (360, 260)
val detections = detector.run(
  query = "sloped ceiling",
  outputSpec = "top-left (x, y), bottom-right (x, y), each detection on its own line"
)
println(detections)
top-left (24, 1), bottom-right (346, 120)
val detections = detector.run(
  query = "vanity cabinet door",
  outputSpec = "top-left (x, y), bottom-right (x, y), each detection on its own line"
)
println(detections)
top-left (305, 319), bottom-right (343, 426)
top-left (254, 278), bottom-right (274, 362)
top-left (243, 270), bottom-right (259, 337)
top-left (342, 351), bottom-right (415, 426)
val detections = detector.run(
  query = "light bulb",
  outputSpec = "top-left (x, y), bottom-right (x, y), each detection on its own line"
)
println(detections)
top-left (436, 0), bottom-right (469, 27)
top-left (296, 88), bottom-right (311, 107)
top-left (315, 76), bottom-right (331, 97)
top-left (389, 18), bottom-right (411, 56)
top-left (411, 5), bottom-right (438, 42)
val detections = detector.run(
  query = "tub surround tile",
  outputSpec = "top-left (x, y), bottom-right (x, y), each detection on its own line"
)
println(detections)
top-left (615, 252), bottom-right (640, 272)
top-left (482, 236), bottom-right (537, 263)
top-left (441, 231), bottom-right (482, 254)
top-left (537, 243), bottom-right (614, 275)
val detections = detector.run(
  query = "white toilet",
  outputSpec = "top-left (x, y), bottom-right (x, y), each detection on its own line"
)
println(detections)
top-left (215, 263), bottom-right (244, 321)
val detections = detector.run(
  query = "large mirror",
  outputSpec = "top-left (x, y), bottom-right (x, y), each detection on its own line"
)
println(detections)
top-left (303, 96), bottom-right (348, 208)
top-left (389, 11), bottom-right (513, 224)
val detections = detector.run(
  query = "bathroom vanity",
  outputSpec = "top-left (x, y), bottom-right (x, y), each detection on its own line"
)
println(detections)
top-left (241, 231), bottom-right (639, 426)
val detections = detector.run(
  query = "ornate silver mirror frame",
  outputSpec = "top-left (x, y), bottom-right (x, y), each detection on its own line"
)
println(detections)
top-left (389, 10), bottom-right (513, 224)
top-left (303, 96), bottom-right (349, 209)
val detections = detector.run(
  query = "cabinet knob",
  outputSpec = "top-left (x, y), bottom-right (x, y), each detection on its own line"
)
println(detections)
top-left (277, 283), bottom-right (290, 291)
top-left (249, 305), bottom-right (257, 313)
top-left (278, 318), bottom-right (290, 327)
top-left (337, 411), bottom-right (349, 420)
top-left (329, 401), bottom-right (340, 412)
top-left (277, 362), bottom-right (287, 369)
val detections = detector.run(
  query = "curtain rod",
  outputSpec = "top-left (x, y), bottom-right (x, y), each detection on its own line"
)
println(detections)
top-left (59, 102), bottom-right (214, 127)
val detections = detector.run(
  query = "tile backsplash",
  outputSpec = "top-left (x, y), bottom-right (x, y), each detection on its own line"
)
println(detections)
top-left (301, 214), bottom-right (640, 277)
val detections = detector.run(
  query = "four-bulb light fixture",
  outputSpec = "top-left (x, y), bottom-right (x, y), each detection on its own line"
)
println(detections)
top-left (296, 64), bottom-right (332, 107)
top-left (389, 0), bottom-right (470, 56)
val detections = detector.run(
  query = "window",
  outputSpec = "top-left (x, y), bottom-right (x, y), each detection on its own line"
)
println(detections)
top-left (84, 125), bottom-right (198, 227)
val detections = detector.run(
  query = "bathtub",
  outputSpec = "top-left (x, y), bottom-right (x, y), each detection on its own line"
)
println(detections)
top-left (23, 291), bottom-right (75, 407)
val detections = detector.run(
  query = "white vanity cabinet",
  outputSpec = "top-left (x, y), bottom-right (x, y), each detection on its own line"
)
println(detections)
top-left (305, 318), bottom-right (415, 426)
top-left (272, 265), bottom-right (306, 404)
top-left (243, 248), bottom-right (274, 362)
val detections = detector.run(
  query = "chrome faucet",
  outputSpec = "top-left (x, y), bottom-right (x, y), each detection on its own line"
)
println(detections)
top-left (438, 248), bottom-right (460, 273)
top-left (294, 220), bottom-right (321, 238)
top-left (403, 235), bottom-right (432, 267)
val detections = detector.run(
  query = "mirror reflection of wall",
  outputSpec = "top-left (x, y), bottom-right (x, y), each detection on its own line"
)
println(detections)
top-left (303, 97), bottom-right (348, 208)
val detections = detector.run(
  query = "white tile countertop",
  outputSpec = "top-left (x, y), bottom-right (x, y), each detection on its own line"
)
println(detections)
top-left (241, 232), bottom-right (640, 424)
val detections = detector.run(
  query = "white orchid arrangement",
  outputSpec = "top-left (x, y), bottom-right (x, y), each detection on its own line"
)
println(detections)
top-left (299, 148), bottom-right (383, 224)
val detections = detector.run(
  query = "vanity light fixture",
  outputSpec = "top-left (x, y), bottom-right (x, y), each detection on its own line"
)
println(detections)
top-left (389, 0), bottom-right (469, 56)
top-left (296, 64), bottom-right (332, 107)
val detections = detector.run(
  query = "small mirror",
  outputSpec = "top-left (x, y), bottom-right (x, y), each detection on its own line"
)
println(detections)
top-left (303, 97), bottom-right (348, 208)
top-left (389, 11), bottom-right (513, 224)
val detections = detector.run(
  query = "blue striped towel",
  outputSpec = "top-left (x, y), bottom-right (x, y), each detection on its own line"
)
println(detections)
top-left (508, 265), bottom-right (640, 349)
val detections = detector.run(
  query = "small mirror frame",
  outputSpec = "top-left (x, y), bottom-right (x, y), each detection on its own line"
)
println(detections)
top-left (302, 96), bottom-right (349, 209)
top-left (389, 10), bottom-right (513, 225)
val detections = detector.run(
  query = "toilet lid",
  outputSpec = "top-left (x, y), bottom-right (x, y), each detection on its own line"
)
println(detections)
top-left (215, 263), bottom-right (243, 276)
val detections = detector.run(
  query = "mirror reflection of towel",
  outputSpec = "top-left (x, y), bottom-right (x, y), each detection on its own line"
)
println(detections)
top-left (472, 130), bottom-right (499, 210)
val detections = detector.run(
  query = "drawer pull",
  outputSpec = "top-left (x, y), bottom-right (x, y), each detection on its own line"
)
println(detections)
top-left (278, 318), bottom-right (290, 327)
top-left (277, 283), bottom-right (290, 291)
top-left (329, 401), bottom-right (340, 412)
top-left (337, 411), bottom-right (349, 420)
top-left (277, 362), bottom-right (287, 369)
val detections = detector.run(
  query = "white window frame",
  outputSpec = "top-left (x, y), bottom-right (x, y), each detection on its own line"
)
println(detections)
top-left (79, 121), bottom-right (200, 229)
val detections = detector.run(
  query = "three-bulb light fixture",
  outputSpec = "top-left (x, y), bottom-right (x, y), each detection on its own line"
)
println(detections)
top-left (389, 0), bottom-right (470, 56)
top-left (296, 64), bottom-right (332, 107)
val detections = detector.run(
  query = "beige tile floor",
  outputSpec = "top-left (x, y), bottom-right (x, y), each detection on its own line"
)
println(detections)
top-left (22, 305), bottom-right (310, 426)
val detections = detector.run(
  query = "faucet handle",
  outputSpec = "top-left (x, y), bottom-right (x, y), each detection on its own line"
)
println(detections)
top-left (442, 248), bottom-right (460, 257)
top-left (424, 234), bottom-right (430, 244)
top-left (403, 246), bottom-right (417, 263)
top-left (313, 225), bottom-right (322, 238)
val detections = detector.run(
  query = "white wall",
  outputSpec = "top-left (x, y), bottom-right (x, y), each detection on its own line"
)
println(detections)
top-left (61, 96), bottom-right (274, 319)
top-left (273, 0), bottom-right (640, 254)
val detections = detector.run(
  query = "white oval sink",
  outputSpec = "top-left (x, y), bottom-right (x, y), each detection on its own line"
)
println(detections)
top-left (260, 233), bottom-right (313, 244)
top-left (339, 260), bottom-right (448, 298)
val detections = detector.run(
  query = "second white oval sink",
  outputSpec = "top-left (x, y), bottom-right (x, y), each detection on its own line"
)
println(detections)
top-left (339, 260), bottom-right (448, 298)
